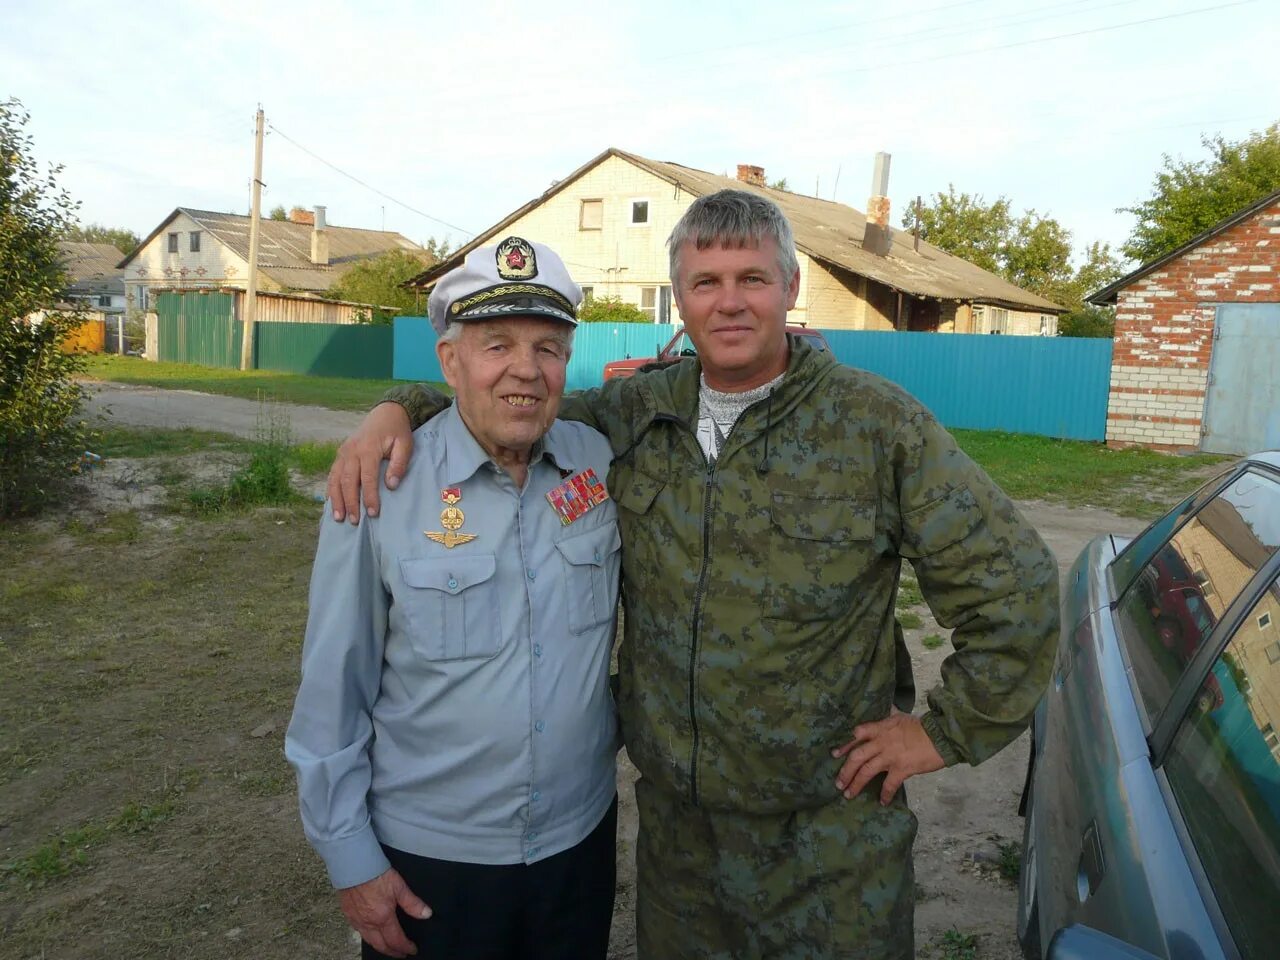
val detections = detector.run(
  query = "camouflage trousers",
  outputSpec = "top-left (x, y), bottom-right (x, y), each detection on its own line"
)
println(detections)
top-left (634, 777), bottom-right (917, 960)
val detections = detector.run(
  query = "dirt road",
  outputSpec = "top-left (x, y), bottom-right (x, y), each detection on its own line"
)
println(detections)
top-left (80, 384), bottom-right (1146, 957)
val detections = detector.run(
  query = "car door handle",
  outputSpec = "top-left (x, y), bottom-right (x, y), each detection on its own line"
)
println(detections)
top-left (1076, 820), bottom-right (1106, 902)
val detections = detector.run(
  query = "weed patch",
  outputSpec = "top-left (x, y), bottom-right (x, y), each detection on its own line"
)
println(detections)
top-left (932, 928), bottom-right (979, 960)
top-left (898, 612), bottom-right (924, 630)
top-left (289, 440), bottom-right (340, 476)
top-left (997, 840), bottom-right (1021, 882)
top-left (922, 633), bottom-right (946, 650)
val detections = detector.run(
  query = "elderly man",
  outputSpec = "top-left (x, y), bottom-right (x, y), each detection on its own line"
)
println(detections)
top-left (326, 191), bottom-right (1059, 959)
top-left (287, 237), bottom-right (622, 960)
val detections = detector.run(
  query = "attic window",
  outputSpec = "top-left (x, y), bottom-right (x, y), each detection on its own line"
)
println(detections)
top-left (167, 232), bottom-right (179, 253)
top-left (580, 199), bottom-right (603, 231)
top-left (630, 200), bottom-right (650, 226)
top-left (189, 231), bottom-right (201, 252)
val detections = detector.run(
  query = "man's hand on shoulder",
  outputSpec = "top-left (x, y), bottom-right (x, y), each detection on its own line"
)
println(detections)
top-left (339, 867), bottom-right (432, 958)
top-left (830, 708), bottom-right (946, 806)
top-left (327, 402), bottom-right (414, 524)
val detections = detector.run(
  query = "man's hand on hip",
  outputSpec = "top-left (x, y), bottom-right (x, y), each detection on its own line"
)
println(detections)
top-left (326, 401), bottom-right (414, 524)
top-left (339, 867), bottom-right (432, 958)
top-left (830, 708), bottom-right (946, 806)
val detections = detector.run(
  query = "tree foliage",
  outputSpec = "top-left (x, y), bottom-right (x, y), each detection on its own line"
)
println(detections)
top-left (576, 295), bottom-right (649, 324)
top-left (327, 244), bottom-right (452, 323)
top-left (268, 204), bottom-right (288, 221)
top-left (1057, 305), bottom-right (1115, 339)
top-left (0, 98), bottom-right (88, 517)
top-left (61, 222), bottom-right (140, 255)
top-left (1121, 123), bottom-right (1280, 263)
top-left (909, 186), bottom-right (1126, 328)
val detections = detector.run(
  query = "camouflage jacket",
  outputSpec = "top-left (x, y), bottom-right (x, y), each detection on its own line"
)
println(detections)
top-left (390, 335), bottom-right (1059, 814)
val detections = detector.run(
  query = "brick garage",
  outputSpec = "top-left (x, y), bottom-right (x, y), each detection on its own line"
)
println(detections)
top-left (1091, 188), bottom-right (1280, 450)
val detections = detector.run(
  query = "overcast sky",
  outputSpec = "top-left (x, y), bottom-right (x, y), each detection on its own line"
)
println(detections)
top-left (4, 0), bottom-right (1276, 263)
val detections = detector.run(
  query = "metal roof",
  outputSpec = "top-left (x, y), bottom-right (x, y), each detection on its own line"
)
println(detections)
top-left (119, 209), bottom-right (424, 293)
top-left (404, 148), bottom-right (1063, 313)
top-left (59, 241), bottom-right (126, 295)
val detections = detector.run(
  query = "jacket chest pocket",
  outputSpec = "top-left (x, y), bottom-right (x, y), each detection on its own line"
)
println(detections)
top-left (397, 555), bottom-right (503, 660)
top-left (555, 522), bottom-right (622, 635)
top-left (766, 494), bottom-right (878, 622)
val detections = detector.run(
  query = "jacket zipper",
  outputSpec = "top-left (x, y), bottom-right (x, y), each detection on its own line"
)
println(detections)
top-left (687, 454), bottom-right (717, 806)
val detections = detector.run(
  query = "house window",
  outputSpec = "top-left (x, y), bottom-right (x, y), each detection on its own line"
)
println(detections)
top-left (1039, 315), bottom-right (1058, 336)
top-left (640, 286), bottom-right (657, 321)
top-left (581, 285), bottom-right (594, 303)
top-left (580, 199), bottom-right (603, 231)
top-left (97, 295), bottom-right (112, 307)
top-left (1261, 611), bottom-right (1274, 630)
top-left (630, 199), bottom-right (650, 225)
top-left (167, 232), bottom-right (179, 253)
top-left (987, 307), bottom-right (1008, 334)
top-left (189, 231), bottom-right (201, 252)
top-left (1265, 642), bottom-right (1280, 664)
top-left (1265, 723), bottom-right (1280, 752)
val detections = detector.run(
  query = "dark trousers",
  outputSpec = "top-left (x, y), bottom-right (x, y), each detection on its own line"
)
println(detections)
top-left (362, 798), bottom-right (617, 960)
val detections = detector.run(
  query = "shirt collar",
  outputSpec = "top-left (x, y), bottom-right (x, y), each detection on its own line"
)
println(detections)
top-left (439, 403), bottom-right (579, 486)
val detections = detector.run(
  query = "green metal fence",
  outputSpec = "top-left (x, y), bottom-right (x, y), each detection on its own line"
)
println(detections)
top-left (155, 291), bottom-right (241, 368)
top-left (155, 291), bottom-right (393, 379)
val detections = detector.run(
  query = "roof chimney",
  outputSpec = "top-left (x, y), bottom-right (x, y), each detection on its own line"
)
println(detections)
top-left (736, 164), bottom-right (766, 188)
top-left (289, 206), bottom-right (315, 225)
top-left (310, 205), bottom-right (329, 266)
top-left (862, 152), bottom-right (892, 257)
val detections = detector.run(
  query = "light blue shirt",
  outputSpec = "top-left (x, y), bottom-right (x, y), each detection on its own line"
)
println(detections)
top-left (286, 405), bottom-right (621, 889)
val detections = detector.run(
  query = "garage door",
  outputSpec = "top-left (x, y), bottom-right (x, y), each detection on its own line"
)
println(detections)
top-left (1202, 303), bottom-right (1280, 454)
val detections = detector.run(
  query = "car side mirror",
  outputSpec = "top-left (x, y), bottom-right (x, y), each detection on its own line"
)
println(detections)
top-left (1047, 925), bottom-right (1160, 960)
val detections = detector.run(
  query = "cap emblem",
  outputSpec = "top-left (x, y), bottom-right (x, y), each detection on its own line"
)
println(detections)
top-left (496, 237), bottom-right (537, 280)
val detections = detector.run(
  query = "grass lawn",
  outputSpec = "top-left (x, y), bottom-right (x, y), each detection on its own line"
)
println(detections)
top-left (952, 429), bottom-right (1230, 520)
top-left (80, 354), bottom-right (449, 412)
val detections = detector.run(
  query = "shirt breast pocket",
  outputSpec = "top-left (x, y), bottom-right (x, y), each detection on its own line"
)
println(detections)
top-left (766, 493), bottom-right (878, 622)
top-left (397, 555), bottom-right (503, 661)
top-left (555, 522), bottom-right (622, 635)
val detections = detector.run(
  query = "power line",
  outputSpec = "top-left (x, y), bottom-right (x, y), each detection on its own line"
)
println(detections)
top-left (265, 122), bottom-right (476, 237)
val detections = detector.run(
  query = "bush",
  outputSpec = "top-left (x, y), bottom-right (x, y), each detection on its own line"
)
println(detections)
top-left (187, 407), bottom-right (302, 516)
top-left (577, 296), bottom-right (650, 324)
top-left (0, 99), bottom-right (88, 518)
top-left (1058, 305), bottom-right (1115, 338)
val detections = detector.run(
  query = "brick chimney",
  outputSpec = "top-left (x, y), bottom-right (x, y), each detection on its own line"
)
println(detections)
top-left (862, 152), bottom-right (892, 257)
top-left (736, 164), bottom-right (766, 188)
top-left (289, 206), bottom-right (315, 225)
top-left (310, 205), bottom-right (329, 266)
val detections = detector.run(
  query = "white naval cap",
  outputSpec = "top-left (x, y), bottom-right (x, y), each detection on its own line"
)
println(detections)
top-left (427, 236), bottom-right (582, 335)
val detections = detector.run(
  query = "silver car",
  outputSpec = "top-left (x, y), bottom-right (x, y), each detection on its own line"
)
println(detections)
top-left (1019, 452), bottom-right (1280, 960)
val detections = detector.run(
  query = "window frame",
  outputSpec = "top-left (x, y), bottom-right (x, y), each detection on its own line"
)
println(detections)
top-left (189, 231), bottom-right (201, 252)
top-left (579, 199), bottom-right (603, 231)
top-left (1142, 467), bottom-right (1280, 764)
top-left (167, 232), bottom-right (179, 253)
top-left (629, 198), bottom-right (651, 227)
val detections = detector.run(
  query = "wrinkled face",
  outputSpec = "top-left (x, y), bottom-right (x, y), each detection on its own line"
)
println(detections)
top-left (671, 236), bottom-right (800, 392)
top-left (437, 317), bottom-right (571, 459)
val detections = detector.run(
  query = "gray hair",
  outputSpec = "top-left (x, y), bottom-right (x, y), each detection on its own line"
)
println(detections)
top-left (438, 320), bottom-right (575, 357)
top-left (667, 189), bottom-right (800, 285)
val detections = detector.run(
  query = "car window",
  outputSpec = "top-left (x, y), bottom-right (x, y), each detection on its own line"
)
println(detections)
top-left (673, 332), bottom-right (696, 357)
top-left (1118, 470), bottom-right (1280, 721)
top-left (1163, 575), bottom-right (1280, 959)
top-left (1111, 466), bottom-right (1234, 594)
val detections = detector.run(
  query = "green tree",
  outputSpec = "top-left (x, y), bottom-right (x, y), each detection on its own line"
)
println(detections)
top-left (1121, 123), bottom-right (1280, 263)
top-left (768, 177), bottom-right (790, 192)
top-left (327, 246), bottom-right (445, 323)
top-left (61, 222), bottom-right (140, 255)
top-left (1003, 211), bottom-right (1075, 305)
top-left (268, 204), bottom-right (288, 221)
top-left (576, 295), bottom-right (649, 324)
top-left (1057, 305), bottom-right (1115, 338)
top-left (0, 98), bottom-right (88, 517)
top-left (910, 187), bottom-right (1128, 330)
top-left (907, 186), bottom-right (1012, 275)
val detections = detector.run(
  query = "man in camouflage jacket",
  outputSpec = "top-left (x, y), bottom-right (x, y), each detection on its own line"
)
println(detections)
top-left (327, 190), bottom-right (1059, 959)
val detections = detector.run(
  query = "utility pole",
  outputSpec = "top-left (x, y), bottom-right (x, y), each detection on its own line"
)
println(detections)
top-left (240, 106), bottom-right (264, 371)
top-left (914, 195), bottom-right (923, 252)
